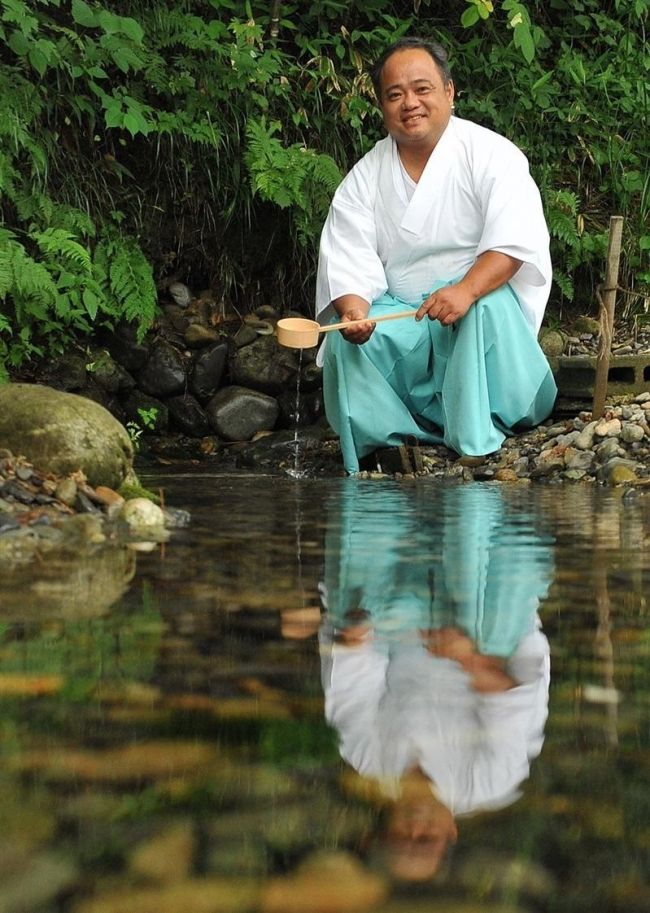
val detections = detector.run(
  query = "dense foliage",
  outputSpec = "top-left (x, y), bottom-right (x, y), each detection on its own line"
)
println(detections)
top-left (0, 0), bottom-right (647, 378)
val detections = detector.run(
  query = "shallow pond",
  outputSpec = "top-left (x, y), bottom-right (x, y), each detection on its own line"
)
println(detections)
top-left (1, 474), bottom-right (649, 913)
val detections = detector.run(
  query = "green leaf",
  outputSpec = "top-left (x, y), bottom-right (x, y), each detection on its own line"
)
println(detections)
top-left (514, 23), bottom-right (535, 63)
top-left (123, 111), bottom-right (147, 137)
top-left (7, 29), bottom-right (29, 57)
top-left (104, 102), bottom-right (124, 127)
top-left (71, 0), bottom-right (98, 28)
top-left (532, 70), bottom-right (554, 92)
top-left (82, 287), bottom-right (99, 319)
top-left (461, 6), bottom-right (481, 27)
top-left (119, 16), bottom-right (144, 44)
top-left (28, 47), bottom-right (48, 76)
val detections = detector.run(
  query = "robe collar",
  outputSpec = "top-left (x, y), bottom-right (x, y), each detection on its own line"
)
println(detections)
top-left (392, 116), bottom-right (459, 236)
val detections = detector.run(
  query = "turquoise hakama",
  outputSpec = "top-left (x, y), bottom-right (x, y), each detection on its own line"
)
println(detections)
top-left (322, 281), bottom-right (557, 475)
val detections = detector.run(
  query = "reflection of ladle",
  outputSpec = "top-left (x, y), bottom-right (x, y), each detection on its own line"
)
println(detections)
top-left (276, 311), bottom-right (415, 349)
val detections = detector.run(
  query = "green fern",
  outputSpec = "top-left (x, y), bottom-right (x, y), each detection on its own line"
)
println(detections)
top-left (553, 270), bottom-right (575, 301)
top-left (245, 118), bottom-right (342, 246)
top-left (32, 227), bottom-right (92, 273)
top-left (0, 231), bottom-right (58, 309)
top-left (94, 231), bottom-right (158, 338)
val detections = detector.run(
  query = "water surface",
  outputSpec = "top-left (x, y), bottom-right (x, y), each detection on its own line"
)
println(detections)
top-left (1, 474), bottom-right (648, 913)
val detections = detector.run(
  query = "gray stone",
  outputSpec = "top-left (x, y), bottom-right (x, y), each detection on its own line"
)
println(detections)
top-left (511, 457), bottom-right (530, 475)
top-left (206, 386), bottom-right (279, 441)
top-left (138, 341), bottom-right (187, 398)
top-left (45, 353), bottom-right (88, 391)
top-left (190, 342), bottom-right (229, 400)
top-left (594, 418), bottom-right (622, 437)
top-left (89, 351), bottom-right (135, 394)
top-left (229, 335), bottom-right (299, 395)
top-left (555, 430), bottom-right (581, 447)
top-left (167, 394), bottom-right (211, 437)
top-left (621, 422), bottom-right (645, 444)
top-left (55, 479), bottom-right (78, 506)
top-left (598, 458), bottom-right (640, 485)
top-left (0, 384), bottom-right (134, 489)
top-left (545, 422), bottom-right (569, 438)
top-left (564, 448), bottom-right (596, 471)
top-left (101, 322), bottom-right (150, 373)
top-left (184, 324), bottom-right (219, 348)
top-left (233, 325), bottom-right (258, 348)
top-left (563, 469), bottom-right (588, 480)
top-left (169, 281), bottom-right (193, 307)
top-left (162, 303), bottom-right (190, 333)
top-left (595, 437), bottom-right (626, 461)
top-left (570, 316), bottom-right (601, 336)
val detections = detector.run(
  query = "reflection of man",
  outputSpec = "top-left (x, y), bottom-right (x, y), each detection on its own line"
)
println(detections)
top-left (319, 485), bottom-right (553, 881)
top-left (316, 37), bottom-right (557, 474)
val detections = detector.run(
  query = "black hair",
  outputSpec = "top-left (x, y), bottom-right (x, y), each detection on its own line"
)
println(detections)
top-left (370, 37), bottom-right (452, 99)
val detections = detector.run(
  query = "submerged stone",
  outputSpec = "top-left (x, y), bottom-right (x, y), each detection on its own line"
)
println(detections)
top-left (73, 878), bottom-right (259, 913)
top-left (260, 850), bottom-right (387, 913)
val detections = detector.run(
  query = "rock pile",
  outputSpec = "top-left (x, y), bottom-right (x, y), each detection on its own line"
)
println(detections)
top-left (539, 315), bottom-right (650, 359)
top-left (0, 451), bottom-right (187, 565)
top-left (38, 294), bottom-right (322, 445)
top-left (358, 393), bottom-right (650, 485)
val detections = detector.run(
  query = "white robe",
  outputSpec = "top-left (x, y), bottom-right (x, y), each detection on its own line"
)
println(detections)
top-left (315, 117), bottom-right (551, 365)
top-left (320, 623), bottom-right (550, 817)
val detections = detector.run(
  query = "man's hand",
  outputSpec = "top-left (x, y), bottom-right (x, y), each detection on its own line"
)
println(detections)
top-left (332, 294), bottom-right (375, 345)
top-left (415, 283), bottom-right (474, 326)
top-left (339, 307), bottom-right (376, 344)
top-left (416, 251), bottom-right (523, 326)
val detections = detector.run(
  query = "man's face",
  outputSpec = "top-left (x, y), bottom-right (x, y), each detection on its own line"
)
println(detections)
top-left (383, 794), bottom-right (458, 882)
top-left (378, 48), bottom-right (454, 153)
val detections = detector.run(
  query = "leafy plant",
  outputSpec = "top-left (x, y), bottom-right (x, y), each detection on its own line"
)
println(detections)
top-left (0, 0), bottom-right (647, 384)
top-left (126, 406), bottom-right (158, 449)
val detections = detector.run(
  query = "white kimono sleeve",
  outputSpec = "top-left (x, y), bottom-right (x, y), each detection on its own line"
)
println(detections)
top-left (315, 159), bottom-right (388, 326)
top-left (471, 138), bottom-right (552, 332)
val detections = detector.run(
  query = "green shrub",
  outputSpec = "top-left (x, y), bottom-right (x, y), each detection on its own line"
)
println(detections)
top-left (0, 0), bottom-right (647, 380)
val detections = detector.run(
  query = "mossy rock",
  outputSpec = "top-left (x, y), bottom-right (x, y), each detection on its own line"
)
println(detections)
top-left (0, 383), bottom-right (133, 488)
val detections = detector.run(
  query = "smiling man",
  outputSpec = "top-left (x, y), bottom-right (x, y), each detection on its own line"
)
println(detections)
top-left (315, 37), bottom-right (557, 474)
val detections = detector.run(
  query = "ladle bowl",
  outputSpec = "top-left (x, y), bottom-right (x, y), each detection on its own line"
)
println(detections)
top-left (276, 310), bottom-right (416, 349)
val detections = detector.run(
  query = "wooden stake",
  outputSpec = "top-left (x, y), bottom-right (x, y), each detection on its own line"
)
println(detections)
top-left (592, 215), bottom-right (624, 420)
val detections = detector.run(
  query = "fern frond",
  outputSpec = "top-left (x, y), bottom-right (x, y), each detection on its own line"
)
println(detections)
top-left (94, 231), bottom-right (157, 337)
top-left (32, 227), bottom-right (92, 272)
top-left (0, 250), bottom-right (13, 299)
top-left (553, 271), bottom-right (574, 301)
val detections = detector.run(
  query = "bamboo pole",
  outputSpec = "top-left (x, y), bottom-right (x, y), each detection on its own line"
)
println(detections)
top-left (591, 215), bottom-right (624, 420)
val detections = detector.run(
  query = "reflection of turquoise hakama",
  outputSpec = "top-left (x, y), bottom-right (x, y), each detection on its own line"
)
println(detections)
top-left (323, 282), bottom-right (557, 474)
top-left (323, 485), bottom-right (553, 658)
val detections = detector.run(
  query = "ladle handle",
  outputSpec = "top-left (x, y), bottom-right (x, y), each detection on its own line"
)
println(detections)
top-left (319, 309), bottom-right (416, 333)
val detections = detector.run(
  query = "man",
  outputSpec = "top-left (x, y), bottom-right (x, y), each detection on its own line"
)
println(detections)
top-left (315, 37), bottom-right (557, 474)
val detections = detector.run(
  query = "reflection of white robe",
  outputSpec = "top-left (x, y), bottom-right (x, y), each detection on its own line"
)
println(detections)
top-left (316, 117), bottom-right (551, 354)
top-left (320, 624), bottom-right (550, 817)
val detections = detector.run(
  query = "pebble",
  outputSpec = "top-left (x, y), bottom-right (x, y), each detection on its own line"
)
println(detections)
top-left (0, 452), bottom-right (179, 565)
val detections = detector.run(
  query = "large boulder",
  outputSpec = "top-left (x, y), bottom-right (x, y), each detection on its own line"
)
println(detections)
top-left (0, 384), bottom-right (134, 488)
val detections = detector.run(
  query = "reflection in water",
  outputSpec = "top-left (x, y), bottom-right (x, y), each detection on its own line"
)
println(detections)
top-left (0, 546), bottom-right (136, 621)
top-left (1, 473), bottom-right (650, 912)
top-left (320, 484), bottom-right (553, 881)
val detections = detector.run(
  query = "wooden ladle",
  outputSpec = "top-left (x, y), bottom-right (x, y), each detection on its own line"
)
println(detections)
top-left (276, 311), bottom-right (416, 349)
